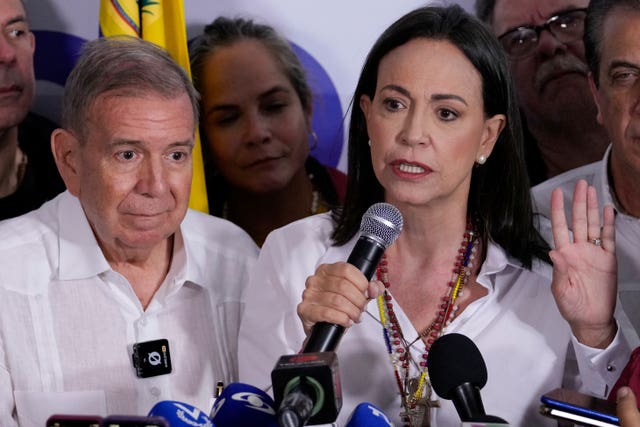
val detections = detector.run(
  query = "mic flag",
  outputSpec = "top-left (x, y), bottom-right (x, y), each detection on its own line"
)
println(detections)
top-left (148, 401), bottom-right (213, 427)
top-left (209, 382), bottom-right (277, 427)
top-left (345, 402), bottom-right (394, 427)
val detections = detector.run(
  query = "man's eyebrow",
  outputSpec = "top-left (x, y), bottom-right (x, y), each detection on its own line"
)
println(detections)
top-left (609, 60), bottom-right (640, 71)
top-left (4, 15), bottom-right (28, 27)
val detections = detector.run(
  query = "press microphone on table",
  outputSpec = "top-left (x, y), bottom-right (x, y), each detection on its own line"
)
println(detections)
top-left (272, 203), bottom-right (404, 427)
top-left (147, 400), bottom-right (214, 427)
top-left (344, 402), bottom-right (393, 427)
top-left (427, 333), bottom-right (509, 425)
top-left (209, 382), bottom-right (277, 427)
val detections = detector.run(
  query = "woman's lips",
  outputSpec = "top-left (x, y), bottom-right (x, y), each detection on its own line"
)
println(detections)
top-left (391, 160), bottom-right (431, 177)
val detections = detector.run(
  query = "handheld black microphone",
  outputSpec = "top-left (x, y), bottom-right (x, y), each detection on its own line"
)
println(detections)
top-left (427, 333), bottom-right (509, 424)
top-left (272, 203), bottom-right (403, 427)
top-left (303, 202), bottom-right (404, 353)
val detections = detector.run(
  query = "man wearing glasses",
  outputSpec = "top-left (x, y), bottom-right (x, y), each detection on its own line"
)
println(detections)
top-left (476, 0), bottom-right (609, 184)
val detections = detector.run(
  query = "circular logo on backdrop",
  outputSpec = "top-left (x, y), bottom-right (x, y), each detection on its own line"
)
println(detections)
top-left (32, 32), bottom-right (345, 168)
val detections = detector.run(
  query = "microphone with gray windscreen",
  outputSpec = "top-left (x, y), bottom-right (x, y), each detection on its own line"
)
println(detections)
top-left (303, 202), bottom-right (403, 353)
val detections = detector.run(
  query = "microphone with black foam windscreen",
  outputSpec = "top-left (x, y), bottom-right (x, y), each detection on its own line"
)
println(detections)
top-left (272, 202), bottom-right (404, 427)
top-left (427, 333), bottom-right (509, 424)
top-left (209, 382), bottom-right (277, 427)
top-left (148, 400), bottom-right (214, 427)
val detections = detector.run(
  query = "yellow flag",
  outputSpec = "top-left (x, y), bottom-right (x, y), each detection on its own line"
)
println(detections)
top-left (99, 0), bottom-right (209, 213)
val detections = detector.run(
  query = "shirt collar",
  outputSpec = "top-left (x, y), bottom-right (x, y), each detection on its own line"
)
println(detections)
top-left (478, 241), bottom-right (511, 278)
top-left (595, 145), bottom-right (616, 210)
top-left (57, 192), bottom-right (194, 290)
top-left (57, 191), bottom-right (111, 280)
top-left (477, 240), bottom-right (551, 285)
top-left (596, 145), bottom-right (636, 221)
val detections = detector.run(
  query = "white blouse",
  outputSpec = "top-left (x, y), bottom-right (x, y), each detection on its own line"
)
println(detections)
top-left (238, 213), bottom-right (629, 427)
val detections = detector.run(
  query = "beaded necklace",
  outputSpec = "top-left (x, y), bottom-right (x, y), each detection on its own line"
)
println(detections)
top-left (375, 220), bottom-right (478, 427)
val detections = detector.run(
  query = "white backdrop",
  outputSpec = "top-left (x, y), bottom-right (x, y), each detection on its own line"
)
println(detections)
top-left (25, 0), bottom-right (474, 171)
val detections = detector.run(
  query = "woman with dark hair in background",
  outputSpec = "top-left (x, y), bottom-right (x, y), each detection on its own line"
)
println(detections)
top-left (190, 17), bottom-right (345, 247)
top-left (238, 5), bottom-right (628, 426)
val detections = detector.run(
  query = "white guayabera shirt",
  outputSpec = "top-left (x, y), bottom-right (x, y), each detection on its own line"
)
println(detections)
top-left (0, 191), bottom-right (258, 427)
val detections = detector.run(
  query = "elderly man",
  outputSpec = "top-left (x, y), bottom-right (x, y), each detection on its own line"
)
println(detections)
top-left (533, 0), bottom-right (640, 357)
top-left (476, 0), bottom-right (609, 184)
top-left (0, 36), bottom-right (257, 426)
top-left (0, 0), bottom-right (64, 219)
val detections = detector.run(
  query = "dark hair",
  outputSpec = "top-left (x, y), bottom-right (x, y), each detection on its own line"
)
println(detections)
top-left (190, 16), bottom-right (312, 112)
top-left (331, 4), bottom-right (549, 268)
top-left (475, 0), bottom-right (498, 24)
top-left (585, 0), bottom-right (640, 86)
top-left (189, 17), bottom-right (340, 216)
top-left (63, 36), bottom-right (199, 140)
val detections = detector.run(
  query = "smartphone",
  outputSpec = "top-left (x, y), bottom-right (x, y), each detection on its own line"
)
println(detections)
top-left (46, 414), bottom-right (102, 427)
top-left (99, 415), bottom-right (169, 427)
top-left (540, 388), bottom-right (620, 427)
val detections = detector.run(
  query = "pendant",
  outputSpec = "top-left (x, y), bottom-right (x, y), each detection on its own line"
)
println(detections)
top-left (400, 377), bottom-right (440, 427)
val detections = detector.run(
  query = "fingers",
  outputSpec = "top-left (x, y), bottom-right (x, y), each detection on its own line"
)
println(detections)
top-left (297, 262), bottom-right (372, 329)
top-left (552, 180), bottom-right (614, 249)
top-left (602, 204), bottom-right (616, 253)
top-left (586, 185), bottom-right (602, 244)
top-left (366, 280), bottom-right (385, 300)
top-left (571, 180), bottom-right (589, 244)
top-left (551, 187), bottom-right (571, 249)
top-left (617, 387), bottom-right (640, 427)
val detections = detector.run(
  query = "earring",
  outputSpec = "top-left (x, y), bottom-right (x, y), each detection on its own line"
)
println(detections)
top-left (477, 155), bottom-right (487, 165)
top-left (310, 131), bottom-right (319, 150)
top-left (368, 139), bottom-right (372, 147)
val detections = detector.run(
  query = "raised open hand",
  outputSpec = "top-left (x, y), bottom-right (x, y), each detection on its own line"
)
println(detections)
top-left (550, 179), bottom-right (617, 348)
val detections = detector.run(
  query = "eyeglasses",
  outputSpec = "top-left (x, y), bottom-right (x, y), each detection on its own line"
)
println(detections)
top-left (498, 8), bottom-right (587, 58)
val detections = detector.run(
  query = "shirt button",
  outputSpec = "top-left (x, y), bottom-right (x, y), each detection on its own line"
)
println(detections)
top-left (606, 364), bottom-right (616, 372)
top-left (150, 386), bottom-right (160, 396)
top-left (139, 318), bottom-right (147, 327)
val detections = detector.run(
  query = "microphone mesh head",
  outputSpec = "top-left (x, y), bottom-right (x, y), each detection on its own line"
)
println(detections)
top-left (360, 203), bottom-right (403, 248)
top-left (427, 333), bottom-right (488, 399)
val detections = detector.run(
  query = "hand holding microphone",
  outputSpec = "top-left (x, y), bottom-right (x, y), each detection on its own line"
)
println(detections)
top-left (272, 203), bottom-right (403, 427)
top-left (300, 202), bottom-right (404, 353)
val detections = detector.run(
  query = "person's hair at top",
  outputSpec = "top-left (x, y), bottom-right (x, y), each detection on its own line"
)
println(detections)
top-left (585, 0), bottom-right (640, 87)
top-left (331, 4), bottom-right (549, 268)
top-left (189, 16), bottom-right (312, 113)
top-left (474, 0), bottom-right (498, 24)
top-left (189, 16), bottom-right (341, 218)
top-left (61, 36), bottom-right (199, 140)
